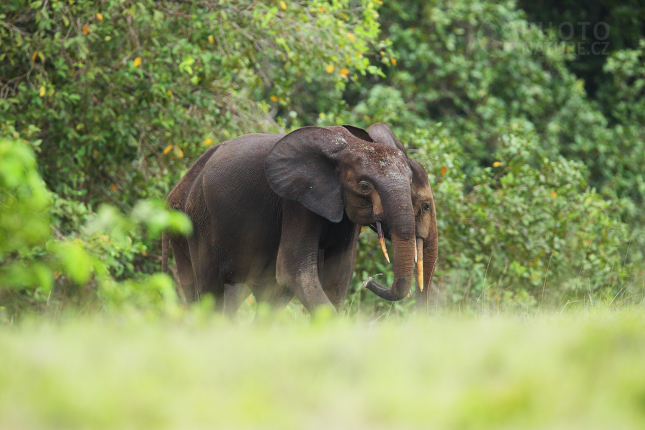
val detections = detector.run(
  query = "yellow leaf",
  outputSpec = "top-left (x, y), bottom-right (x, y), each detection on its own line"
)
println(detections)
top-left (326, 64), bottom-right (334, 74)
top-left (32, 51), bottom-right (38, 61)
top-left (39, 86), bottom-right (45, 97)
top-left (111, 183), bottom-right (117, 191)
top-left (374, 0), bottom-right (383, 4)
top-left (133, 57), bottom-right (141, 67)
top-left (493, 161), bottom-right (502, 167)
top-left (551, 190), bottom-right (558, 198)
top-left (390, 58), bottom-right (397, 66)
top-left (176, 147), bottom-right (184, 158)
top-left (339, 68), bottom-right (349, 77)
top-left (163, 145), bottom-right (174, 154)
top-left (319, 7), bottom-right (326, 12)
top-left (208, 35), bottom-right (214, 44)
top-left (83, 24), bottom-right (89, 35)
top-left (96, 12), bottom-right (103, 20)
top-left (380, 51), bottom-right (385, 56)
top-left (270, 95), bottom-right (278, 102)
top-left (440, 166), bottom-right (447, 176)
top-left (280, 1), bottom-right (287, 10)
top-left (203, 138), bottom-right (214, 146)
top-left (167, 90), bottom-right (172, 97)
top-left (346, 32), bottom-right (356, 41)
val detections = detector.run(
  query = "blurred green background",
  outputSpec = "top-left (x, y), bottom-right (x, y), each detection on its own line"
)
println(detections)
top-left (0, 308), bottom-right (644, 430)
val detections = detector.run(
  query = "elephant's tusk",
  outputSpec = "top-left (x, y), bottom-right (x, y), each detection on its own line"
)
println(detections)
top-left (376, 221), bottom-right (390, 264)
top-left (417, 238), bottom-right (424, 292)
top-left (414, 240), bottom-right (418, 263)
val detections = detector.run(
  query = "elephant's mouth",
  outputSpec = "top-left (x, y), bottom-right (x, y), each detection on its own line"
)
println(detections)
top-left (370, 220), bottom-right (425, 292)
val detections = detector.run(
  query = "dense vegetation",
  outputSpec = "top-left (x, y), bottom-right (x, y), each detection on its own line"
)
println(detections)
top-left (1, 0), bottom-right (645, 318)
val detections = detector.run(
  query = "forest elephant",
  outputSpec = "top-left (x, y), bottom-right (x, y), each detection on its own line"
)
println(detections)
top-left (162, 124), bottom-right (438, 314)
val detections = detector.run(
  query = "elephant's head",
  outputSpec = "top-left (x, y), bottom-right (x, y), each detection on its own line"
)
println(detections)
top-left (366, 123), bottom-right (438, 306)
top-left (265, 126), bottom-right (417, 301)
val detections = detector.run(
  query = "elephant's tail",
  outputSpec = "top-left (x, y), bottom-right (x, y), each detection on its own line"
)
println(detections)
top-left (162, 231), bottom-right (169, 274)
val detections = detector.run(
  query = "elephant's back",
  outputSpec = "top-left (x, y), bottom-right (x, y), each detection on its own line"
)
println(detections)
top-left (201, 133), bottom-right (285, 204)
top-left (205, 133), bottom-right (285, 185)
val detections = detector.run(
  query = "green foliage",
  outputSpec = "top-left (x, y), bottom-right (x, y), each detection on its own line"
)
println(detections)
top-left (0, 136), bottom-right (50, 255)
top-left (0, 136), bottom-right (55, 294)
top-left (518, 0), bottom-right (645, 97)
top-left (418, 125), bottom-right (632, 304)
top-left (593, 40), bottom-right (645, 215)
top-left (0, 135), bottom-right (192, 318)
top-left (0, 0), bottom-right (381, 209)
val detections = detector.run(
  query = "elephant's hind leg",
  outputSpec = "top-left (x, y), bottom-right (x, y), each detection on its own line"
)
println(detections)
top-left (188, 238), bottom-right (228, 304)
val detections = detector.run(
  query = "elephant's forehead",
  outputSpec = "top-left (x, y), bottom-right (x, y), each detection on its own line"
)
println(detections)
top-left (347, 142), bottom-right (410, 177)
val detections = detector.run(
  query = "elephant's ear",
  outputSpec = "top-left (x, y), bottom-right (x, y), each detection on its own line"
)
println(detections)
top-left (265, 127), bottom-right (347, 223)
top-left (368, 123), bottom-right (407, 154)
top-left (342, 125), bottom-right (374, 142)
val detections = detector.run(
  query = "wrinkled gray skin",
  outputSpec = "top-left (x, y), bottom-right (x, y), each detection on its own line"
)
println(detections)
top-left (162, 124), bottom-right (438, 314)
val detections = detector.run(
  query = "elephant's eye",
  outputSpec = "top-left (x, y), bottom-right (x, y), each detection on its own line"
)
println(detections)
top-left (422, 202), bottom-right (432, 212)
top-left (357, 181), bottom-right (372, 194)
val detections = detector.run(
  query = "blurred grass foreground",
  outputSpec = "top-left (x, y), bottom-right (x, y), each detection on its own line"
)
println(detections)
top-left (2, 308), bottom-right (645, 430)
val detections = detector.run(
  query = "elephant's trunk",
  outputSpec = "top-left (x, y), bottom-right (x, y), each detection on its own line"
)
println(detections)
top-left (364, 192), bottom-right (416, 301)
top-left (420, 199), bottom-right (438, 309)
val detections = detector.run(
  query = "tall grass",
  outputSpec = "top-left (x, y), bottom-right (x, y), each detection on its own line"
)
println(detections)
top-left (1, 306), bottom-right (645, 429)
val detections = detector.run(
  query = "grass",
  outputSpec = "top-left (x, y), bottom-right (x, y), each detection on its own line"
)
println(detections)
top-left (1, 306), bottom-right (645, 429)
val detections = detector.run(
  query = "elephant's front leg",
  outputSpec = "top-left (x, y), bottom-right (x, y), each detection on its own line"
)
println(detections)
top-left (276, 201), bottom-right (334, 313)
top-left (320, 224), bottom-right (361, 310)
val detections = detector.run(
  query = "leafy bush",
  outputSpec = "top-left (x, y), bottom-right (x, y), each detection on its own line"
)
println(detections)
top-left (594, 40), bottom-right (645, 217)
top-left (0, 136), bottom-right (54, 292)
top-left (0, 134), bottom-right (192, 319)
top-left (420, 125), bottom-right (635, 305)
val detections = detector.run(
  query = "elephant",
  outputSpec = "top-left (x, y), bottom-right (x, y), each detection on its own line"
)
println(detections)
top-left (161, 123), bottom-right (438, 314)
